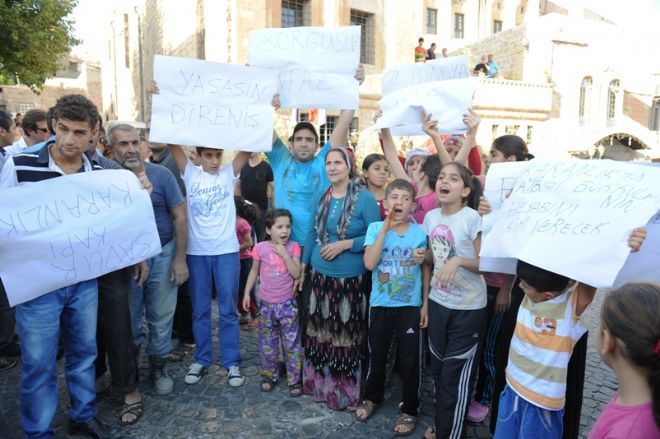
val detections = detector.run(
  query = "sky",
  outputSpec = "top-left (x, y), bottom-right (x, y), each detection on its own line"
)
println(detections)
top-left (68, 0), bottom-right (660, 60)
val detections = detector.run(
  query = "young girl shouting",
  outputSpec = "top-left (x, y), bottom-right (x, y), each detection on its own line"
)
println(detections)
top-left (243, 209), bottom-right (304, 397)
top-left (422, 162), bottom-right (485, 439)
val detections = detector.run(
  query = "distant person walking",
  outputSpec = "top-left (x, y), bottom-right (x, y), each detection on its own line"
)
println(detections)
top-left (415, 38), bottom-right (426, 63)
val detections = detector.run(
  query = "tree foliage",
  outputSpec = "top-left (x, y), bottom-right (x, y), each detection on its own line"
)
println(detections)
top-left (0, 0), bottom-right (80, 90)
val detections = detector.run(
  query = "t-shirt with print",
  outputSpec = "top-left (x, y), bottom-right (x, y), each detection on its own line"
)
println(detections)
top-left (422, 206), bottom-right (486, 310)
top-left (236, 217), bottom-right (252, 259)
top-left (266, 138), bottom-right (331, 244)
top-left (364, 222), bottom-right (427, 307)
top-left (252, 240), bottom-right (301, 304)
top-left (144, 161), bottom-right (185, 246)
top-left (183, 160), bottom-right (238, 256)
top-left (412, 191), bottom-right (436, 224)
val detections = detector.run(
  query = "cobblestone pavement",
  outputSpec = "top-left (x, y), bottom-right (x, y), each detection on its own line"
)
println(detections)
top-left (0, 292), bottom-right (615, 438)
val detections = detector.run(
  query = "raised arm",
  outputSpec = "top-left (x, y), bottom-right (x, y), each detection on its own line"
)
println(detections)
top-left (454, 108), bottom-right (481, 165)
top-left (169, 144), bottom-right (188, 174)
top-left (328, 65), bottom-right (364, 148)
top-left (381, 128), bottom-right (411, 182)
top-left (232, 152), bottom-right (250, 177)
top-left (421, 111), bottom-right (452, 166)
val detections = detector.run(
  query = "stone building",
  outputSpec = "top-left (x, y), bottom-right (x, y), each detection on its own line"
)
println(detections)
top-left (102, 0), bottom-right (660, 161)
top-left (0, 55), bottom-right (103, 117)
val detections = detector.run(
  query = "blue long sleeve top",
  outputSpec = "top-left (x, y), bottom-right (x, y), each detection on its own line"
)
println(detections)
top-left (302, 187), bottom-right (381, 278)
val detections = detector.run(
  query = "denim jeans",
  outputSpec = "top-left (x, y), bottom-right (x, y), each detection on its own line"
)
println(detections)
top-left (494, 385), bottom-right (563, 439)
top-left (187, 252), bottom-right (241, 368)
top-left (129, 239), bottom-right (178, 358)
top-left (16, 279), bottom-right (98, 438)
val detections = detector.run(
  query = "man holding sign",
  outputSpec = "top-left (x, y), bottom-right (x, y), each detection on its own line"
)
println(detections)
top-left (0, 95), bottom-right (120, 439)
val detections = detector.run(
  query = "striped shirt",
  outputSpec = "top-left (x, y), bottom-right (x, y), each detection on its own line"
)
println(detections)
top-left (505, 285), bottom-right (591, 410)
top-left (0, 140), bottom-right (101, 188)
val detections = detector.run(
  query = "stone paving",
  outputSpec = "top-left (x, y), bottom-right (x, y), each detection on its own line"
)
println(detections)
top-left (0, 292), bottom-right (615, 438)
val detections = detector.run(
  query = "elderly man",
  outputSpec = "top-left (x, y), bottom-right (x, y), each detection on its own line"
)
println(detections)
top-left (108, 123), bottom-right (188, 396)
top-left (0, 95), bottom-right (120, 438)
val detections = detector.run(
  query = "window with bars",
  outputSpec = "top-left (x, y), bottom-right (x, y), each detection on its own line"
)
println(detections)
top-left (607, 79), bottom-right (620, 121)
top-left (505, 125), bottom-right (520, 135)
top-left (18, 103), bottom-right (35, 113)
top-left (281, 0), bottom-right (310, 28)
top-left (492, 124), bottom-right (499, 139)
top-left (454, 13), bottom-right (464, 39)
top-left (350, 10), bottom-right (375, 65)
top-left (123, 14), bottom-right (130, 68)
top-left (320, 116), bottom-right (338, 145)
top-left (579, 76), bottom-right (593, 124)
top-left (298, 111), bottom-right (310, 123)
top-left (650, 98), bottom-right (660, 131)
top-left (526, 125), bottom-right (533, 145)
top-left (493, 20), bottom-right (503, 33)
top-left (426, 8), bottom-right (438, 34)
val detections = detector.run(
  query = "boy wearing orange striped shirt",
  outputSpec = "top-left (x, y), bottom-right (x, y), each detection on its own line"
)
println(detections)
top-left (494, 260), bottom-right (595, 439)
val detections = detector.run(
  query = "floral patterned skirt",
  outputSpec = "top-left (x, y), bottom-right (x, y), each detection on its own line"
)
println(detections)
top-left (302, 269), bottom-right (370, 410)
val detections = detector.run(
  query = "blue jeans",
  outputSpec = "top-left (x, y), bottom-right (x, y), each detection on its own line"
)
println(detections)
top-left (16, 279), bottom-right (98, 438)
top-left (130, 239), bottom-right (178, 358)
top-left (494, 385), bottom-right (563, 439)
top-left (187, 252), bottom-right (241, 368)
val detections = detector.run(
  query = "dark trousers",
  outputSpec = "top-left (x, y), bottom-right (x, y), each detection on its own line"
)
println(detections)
top-left (365, 306), bottom-right (421, 416)
top-left (173, 281), bottom-right (194, 344)
top-left (0, 278), bottom-right (16, 349)
top-left (237, 258), bottom-right (257, 317)
top-left (474, 285), bottom-right (505, 406)
top-left (428, 301), bottom-right (486, 439)
top-left (95, 268), bottom-right (137, 395)
top-left (489, 279), bottom-right (586, 439)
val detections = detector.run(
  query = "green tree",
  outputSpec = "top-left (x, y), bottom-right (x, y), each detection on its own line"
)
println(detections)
top-left (0, 0), bottom-right (80, 91)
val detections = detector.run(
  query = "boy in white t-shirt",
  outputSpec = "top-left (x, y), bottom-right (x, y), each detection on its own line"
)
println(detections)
top-left (170, 145), bottom-right (250, 387)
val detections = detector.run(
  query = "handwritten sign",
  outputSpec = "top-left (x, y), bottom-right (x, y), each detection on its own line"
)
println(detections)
top-left (149, 55), bottom-right (278, 151)
top-left (479, 162), bottom-right (530, 274)
top-left (0, 170), bottom-right (162, 306)
top-left (382, 56), bottom-right (469, 96)
top-left (248, 26), bottom-right (360, 109)
top-left (372, 77), bottom-right (478, 136)
top-left (614, 211), bottom-right (660, 287)
top-left (480, 160), bottom-right (660, 288)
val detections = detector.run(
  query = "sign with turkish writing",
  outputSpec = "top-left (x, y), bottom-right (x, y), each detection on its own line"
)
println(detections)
top-left (0, 170), bottom-right (161, 306)
top-left (149, 55), bottom-right (278, 151)
top-left (381, 56), bottom-right (469, 96)
top-left (248, 26), bottom-right (361, 109)
top-left (480, 160), bottom-right (660, 288)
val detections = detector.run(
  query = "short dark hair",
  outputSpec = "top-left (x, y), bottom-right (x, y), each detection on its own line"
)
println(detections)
top-left (195, 146), bottom-right (222, 155)
top-left (385, 178), bottom-right (415, 198)
top-left (51, 94), bottom-right (99, 129)
top-left (418, 37), bottom-right (424, 43)
top-left (46, 107), bottom-right (55, 133)
top-left (21, 109), bottom-right (47, 135)
top-left (516, 260), bottom-right (570, 294)
top-left (292, 122), bottom-right (318, 144)
top-left (0, 109), bottom-right (13, 131)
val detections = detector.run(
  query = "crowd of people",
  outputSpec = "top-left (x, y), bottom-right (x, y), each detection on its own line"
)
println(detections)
top-left (0, 64), bottom-right (658, 439)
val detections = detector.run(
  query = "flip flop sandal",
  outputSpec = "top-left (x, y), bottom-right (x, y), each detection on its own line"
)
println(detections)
top-left (355, 400), bottom-right (379, 422)
top-left (260, 378), bottom-right (276, 392)
top-left (392, 412), bottom-right (417, 436)
top-left (289, 383), bottom-right (303, 397)
top-left (118, 400), bottom-right (144, 426)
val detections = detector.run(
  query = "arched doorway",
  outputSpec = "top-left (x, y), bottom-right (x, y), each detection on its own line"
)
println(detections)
top-left (589, 132), bottom-right (650, 161)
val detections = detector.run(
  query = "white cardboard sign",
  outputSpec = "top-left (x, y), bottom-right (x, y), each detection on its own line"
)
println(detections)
top-left (248, 26), bottom-right (361, 109)
top-left (149, 55), bottom-right (278, 151)
top-left (480, 160), bottom-right (660, 288)
top-left (381, 56), bottom-right (469, 96)
top-left (0, 170), bottom-right (162, 306)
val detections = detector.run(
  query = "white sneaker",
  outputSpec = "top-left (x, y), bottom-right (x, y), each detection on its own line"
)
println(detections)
top-left (184, 362), bottom-right (206, 384)
top-left (228, 365), bottom-right (245, 387)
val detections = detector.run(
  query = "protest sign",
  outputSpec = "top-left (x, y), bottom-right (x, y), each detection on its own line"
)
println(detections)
top-left (614, 211), bottom-right (660, 287)
top-left (479, 161), bottom-right (530, 274)
top-left (0, 170), bottom-right (162, 306)
top-left (372, 77), bottom-right (478, 136)
top-left (248, 26), bottom-right (361, 109)
top-left (149, 55), bottom-right (278, 151)
top-left (480, 160), bottom-right (660, 288)
top-left (381, 56), bottom-right (469, 96)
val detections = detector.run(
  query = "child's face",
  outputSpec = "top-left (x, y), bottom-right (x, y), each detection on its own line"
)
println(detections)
top-left (406, 156), bottom-right (424, 180)
top-left (384, 188), bottom-right (415, 222)
top-left (436, 165), bottom-right (470, 205)
top-left (199, 149), bottom-right (223, 173)
top-left (364, 159), bottom-right (390, 189)
top-left (519, 279), bottom-right (556, 303)
top-left (267, 216), bottom-right (291, 245)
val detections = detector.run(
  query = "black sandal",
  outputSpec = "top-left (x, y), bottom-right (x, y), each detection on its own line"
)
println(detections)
top-left (289, 383), bottom-right (303, 397)
top-left (260, 378), bottom-right (276, 392)
top-left (118, 400), bottom-right (143, 426)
